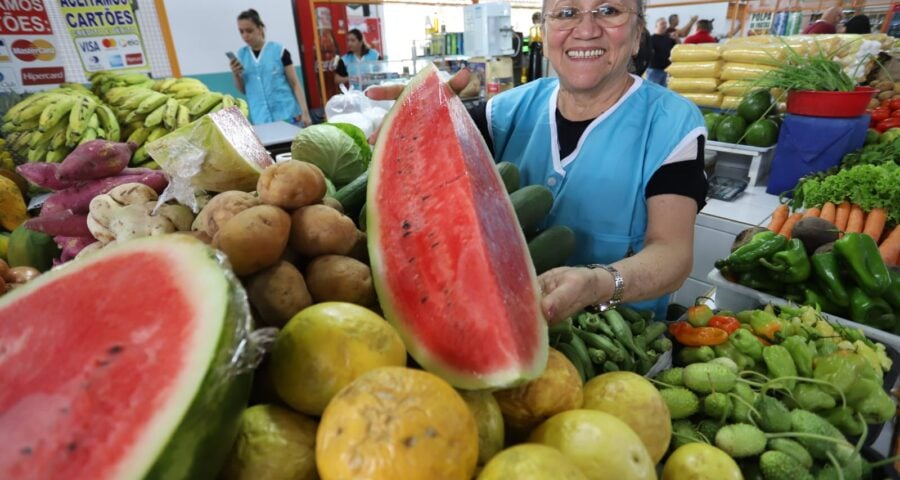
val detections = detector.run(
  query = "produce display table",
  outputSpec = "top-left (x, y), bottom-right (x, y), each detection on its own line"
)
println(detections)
top-left (252, 121), bottom-right (302, 156)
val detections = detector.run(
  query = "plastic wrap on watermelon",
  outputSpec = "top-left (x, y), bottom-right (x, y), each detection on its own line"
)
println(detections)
top-left (0, 235), bottom-right (275, 479)
top-left (145, 106), bottom-right (273, 211)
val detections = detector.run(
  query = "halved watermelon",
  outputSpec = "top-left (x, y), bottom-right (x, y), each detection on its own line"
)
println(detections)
top-left (0, 235), bottom-right (253, 479)
top-left (367, 63), bottom-right (548, 390)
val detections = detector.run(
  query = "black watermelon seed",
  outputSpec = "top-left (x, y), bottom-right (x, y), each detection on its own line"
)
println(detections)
top-left (20, 447), bottom-right (31, 456)
top-left (107, 345), bottom-right (123, 355)
top-left (67, 442), bottom-right (77, 452)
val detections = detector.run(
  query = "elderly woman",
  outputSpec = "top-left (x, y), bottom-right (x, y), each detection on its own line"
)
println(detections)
top-left (370, 0), bottom-right (707, 323)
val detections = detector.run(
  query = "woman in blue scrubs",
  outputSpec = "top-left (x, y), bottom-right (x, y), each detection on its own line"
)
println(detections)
top-left (369, 0), bottom-right (708, 323)
top-left (230, 9), bottom-right (312, 126)
top-left (335, 29), bottom-right (381, 89)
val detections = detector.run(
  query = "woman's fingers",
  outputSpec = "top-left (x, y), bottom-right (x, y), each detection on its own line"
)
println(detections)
top-left (538, 268), bottom-right (586, 324)
top-left (447, 68), bottom-right (471, 94)
top-left (365, 84), bottom-right (405, 101)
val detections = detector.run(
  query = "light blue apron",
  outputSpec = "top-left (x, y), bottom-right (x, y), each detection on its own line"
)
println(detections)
top-left (342, 50), bottom-right (380, 89)
top-left (238, 41), bottom-right (300, 124)
top-left (488, 76), bottom-right (705, 318)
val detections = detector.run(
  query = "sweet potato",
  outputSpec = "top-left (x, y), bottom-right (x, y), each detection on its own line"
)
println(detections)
top-left (257, 160), bottom-right (326, 210)
top-left (213, 205), bottom-right (291, 276)
top-left (25, 210), bottom-right (91, 237)
top-left (305, 255), bottom-right (376, 307)
top-left (16, 163), bottom-right (76, 190)
top-left (246, 260), bottom-right (313, 327)
top-left (41, 170), bottom-right (168, 215)
top-left (289, 204), bottom-right (357, 257)
top-left (55, 236), bottom-right (98, 262)
top-left (191, 191), bottom-right (260, 238)
top-left (55, 140), bottom-right (135, 181)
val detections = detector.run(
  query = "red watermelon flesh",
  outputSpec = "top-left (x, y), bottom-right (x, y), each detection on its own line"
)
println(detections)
top-left (0, 235), bottom-right (252, 479)
top-left (367, 64), bottom-right (548, 390)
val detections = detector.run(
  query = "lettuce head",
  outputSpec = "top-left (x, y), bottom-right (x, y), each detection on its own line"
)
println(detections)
top-left (290, 123), bottom-right (370, 187)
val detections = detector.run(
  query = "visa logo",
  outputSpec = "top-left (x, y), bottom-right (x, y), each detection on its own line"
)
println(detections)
top-left (79, 40), bottom-right (100, 53)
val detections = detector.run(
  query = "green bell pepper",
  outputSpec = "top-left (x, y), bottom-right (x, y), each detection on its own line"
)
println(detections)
top-left (834, 232), bottom-right (891, 296)
top-left (713, 340), bottom-right (755, 370)
top-left (813, 352), bottom-right (878, 398)
top-left (793, 383), bottom-right (837, 410)
top-left (824, 406), bottom-right (865, 437)
top-left (848, 286), bottom-right (894, 330)
top-left (781, 336), bottom-right (814, 378)
top-left (677, 346), bottom-right (715, 365)
top-left (736, 268), bottom-right (783, 293)
top-left (729, 328), bottom-right (764, 361)
top-left (715, 231), bottom-right (789, 273)
top-left (853, 386), bottom-right (896, 424)
top-left (758, 238), bottom-right (811, 283)
top-left (801, 284), bottom-right (845, 317)
top-left (883, 269), bottom-right (900, 311)
top-left (749, 310), bottom-right (782, 342)
top-left (810, 250), bottom-right (850, 308)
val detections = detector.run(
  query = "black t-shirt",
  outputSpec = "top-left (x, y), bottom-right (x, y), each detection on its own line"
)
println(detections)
top-left (468, 103), bottom-right (708, 211)
top-left (630, 28), bottom-right (653, 77)
top-left (252, 48), bottom-right (292, 67)
top-left (649, 34), bottom-right (676, 69)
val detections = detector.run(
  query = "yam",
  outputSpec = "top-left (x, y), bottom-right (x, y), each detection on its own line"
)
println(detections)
top-left (192, 191), bottom-right (260, 238)
top-left (288, 204), bottom-right (357, 257)
top-left (246, 261), bottom-right (313, 328)
top-left (305, 255), bottom-right (376, 307)
top-left (214, 205), bottom-right (292, 276)
top-left (257, 160), bottom-right (327, 210)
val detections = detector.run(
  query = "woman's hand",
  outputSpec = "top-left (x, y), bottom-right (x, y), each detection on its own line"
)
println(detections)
top-left (299, 113), bottom-right (313, 127)
top-left (229, 58), bottom-right (243, 76)
top-left (538, 266), bottom-right (611, 325)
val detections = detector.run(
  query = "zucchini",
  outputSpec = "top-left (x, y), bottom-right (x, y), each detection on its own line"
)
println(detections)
top-left (510, 185), bottom-right (554, 236)
top-left (333, 171), bottom-right (368, 219)
top-left (528, 225), bottom-right (575, 274)
top-left (496, 161), bottom-right (520, 194)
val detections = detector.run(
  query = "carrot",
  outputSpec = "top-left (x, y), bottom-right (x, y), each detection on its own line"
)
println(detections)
top-left (845, 204), bottom-right (865, 234)
top-left (779, 212), bottom-right (804, 239)
top-left (767, 204), bottom-right (789, 233)
top-left (819, 201), bottom-right (837, 224)
top-left (835, 201), bottom-right (851, 231)
top-left (803, 207), bottom-right (821, 218)
top-left (879, 225), bottom-right (900, 266)
top-left (862, 207), bottom-right (887, 243)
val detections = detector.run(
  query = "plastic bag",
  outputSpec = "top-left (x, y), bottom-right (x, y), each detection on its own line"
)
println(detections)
top-left (720, 62), bottom-right (777, 81)
top-left (681, 92), bottom-right (723, 108)
top-left (670, 44), bottom-right (721, 62)
top-left (722, 45), bottom-right (787, 66)
top-left (666, 61), bottom-right (723, 79)
top-left (721, 95), bottom-right (743, 110)
top-left (325, 84), bottom-right (395, 139)
top-left (668, 77), bottom-right (720, 93)
top-left (718, 79), bottom-right (754, 96)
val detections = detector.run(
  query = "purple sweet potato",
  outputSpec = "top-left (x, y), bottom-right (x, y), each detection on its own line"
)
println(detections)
top-left (25, 210), bottom-right (91, 237)
top-left (16, 163), bottom-right (76, 191)
top-left (54, 236), bottom-right (98, 262)
top-left (40, 170), bottom-right (168, 215)
top-left (55, 140), bottom-right (137, 182)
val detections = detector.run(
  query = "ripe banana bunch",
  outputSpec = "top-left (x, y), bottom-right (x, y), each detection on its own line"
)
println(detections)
top-left (90, 71), bottom-right (155, 96)
top-left (2, 87), bottom-right (121, 164)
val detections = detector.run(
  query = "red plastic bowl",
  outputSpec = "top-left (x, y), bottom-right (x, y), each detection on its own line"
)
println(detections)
top-left (786, 86), bottom-right (876, 118)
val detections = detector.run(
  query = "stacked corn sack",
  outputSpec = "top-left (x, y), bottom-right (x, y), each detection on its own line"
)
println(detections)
top-left (1, 84), bottom-right (120, 164)
top-left (666, 44), bottom-right (723, 109)
top-left (97, 74), bottom-right (249, 169)
top-left (716, 36), bottom-right (796, 110)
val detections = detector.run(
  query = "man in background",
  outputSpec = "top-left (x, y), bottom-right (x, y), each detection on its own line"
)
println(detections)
top-left (803, 6), bottom-right (842, 34)
top-left (647, 18), bottom-right (675, 86)
top-left (684, 19), bottom-right (717, 44)
top-left (669, 14), bottom-right (698, 39)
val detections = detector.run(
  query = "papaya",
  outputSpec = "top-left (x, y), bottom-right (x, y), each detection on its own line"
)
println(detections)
top-left (0, 174), bottom-right (27, 232)
top-left (7, 225), bottom-right (60, 272)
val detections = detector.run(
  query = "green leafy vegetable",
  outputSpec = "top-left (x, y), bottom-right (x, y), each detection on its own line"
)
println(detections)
top-left (793, 163), bottom-right (900, 222)
top-left (840, 137), bottom-right (900, 169)
top-left (290, 124), bottom-right (369, 188)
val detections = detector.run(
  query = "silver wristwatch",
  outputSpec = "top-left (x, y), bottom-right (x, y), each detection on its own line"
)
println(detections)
top-left (585, 264), bottom-right (624, 312)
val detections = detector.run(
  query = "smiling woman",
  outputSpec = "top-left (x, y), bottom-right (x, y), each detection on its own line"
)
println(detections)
top-left (368, 0), bottom-right (709, 323)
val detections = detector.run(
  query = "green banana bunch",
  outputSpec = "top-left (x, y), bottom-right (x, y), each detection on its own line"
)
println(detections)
top-left (90, 71), bottom-right (154, 96)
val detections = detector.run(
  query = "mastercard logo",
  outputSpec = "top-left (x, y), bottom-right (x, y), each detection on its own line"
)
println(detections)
top-left (11, 39), bottom-right (56, 62)
top-left (102, 38), bottom-right (116, 48)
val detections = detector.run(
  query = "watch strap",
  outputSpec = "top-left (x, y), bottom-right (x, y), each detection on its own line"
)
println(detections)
top-left (585, 264), bottom-right (624, 312)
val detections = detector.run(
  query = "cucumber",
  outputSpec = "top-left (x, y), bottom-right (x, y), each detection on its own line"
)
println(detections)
top-left (333, 171), bottom-right (368, 219)
top-left (510, 185), bottom-right (554, 236)
top-left (497, 161), bottom-right (520, 194)
top-left (528, 225), bottom-right (575, 274)
top-left (358, 203), bottom-right (367, 231)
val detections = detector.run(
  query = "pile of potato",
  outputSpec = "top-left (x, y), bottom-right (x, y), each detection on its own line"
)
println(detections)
top-left (192, 160), bottom-right (373, 327)
top-left (867, 78), bottom-right (900, 109)
top-left (0, 259), bottom-right (39, 295)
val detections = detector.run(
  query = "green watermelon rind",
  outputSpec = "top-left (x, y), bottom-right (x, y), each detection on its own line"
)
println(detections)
top-left (366, 63), bottom-right (548, 391)
top-left (0, 235), bottom-right (253, 479)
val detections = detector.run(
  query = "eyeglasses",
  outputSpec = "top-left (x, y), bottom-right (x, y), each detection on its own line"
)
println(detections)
top-left (544, 4), bottom-right (640, 30)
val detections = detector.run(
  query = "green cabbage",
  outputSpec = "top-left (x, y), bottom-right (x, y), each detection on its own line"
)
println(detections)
top-left (290, 124), bottom-right (369, 187)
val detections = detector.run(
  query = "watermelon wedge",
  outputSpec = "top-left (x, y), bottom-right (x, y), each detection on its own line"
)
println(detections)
top-left (367, 64), bottom-right (548, 390)
top-left (0, 235), bottom-right (253, 479)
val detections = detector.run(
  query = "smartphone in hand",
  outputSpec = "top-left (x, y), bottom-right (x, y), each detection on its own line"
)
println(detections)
top-left (226, 51), bottom-right (239, 63)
